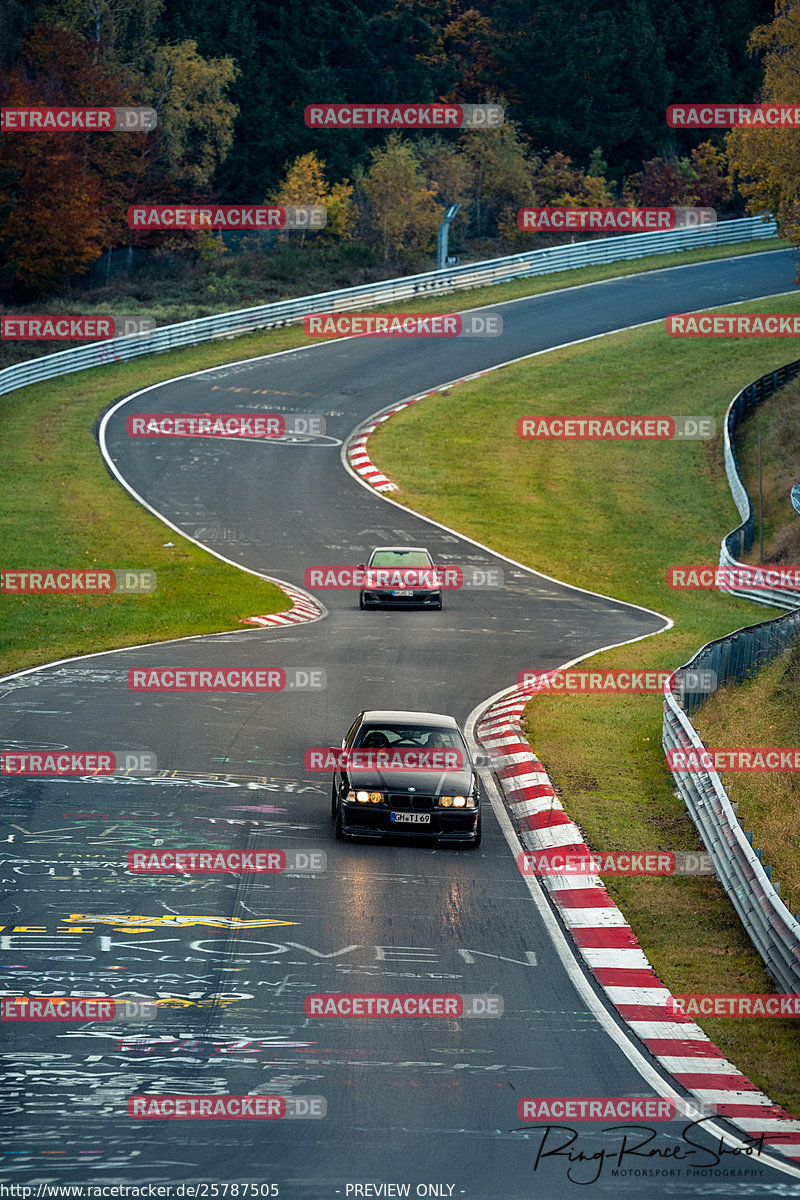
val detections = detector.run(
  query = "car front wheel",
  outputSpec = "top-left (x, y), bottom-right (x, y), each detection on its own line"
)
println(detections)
top-left (334, 800), bottom-right (347, 840)
top-left (465, 813), bottom-right (481, 848)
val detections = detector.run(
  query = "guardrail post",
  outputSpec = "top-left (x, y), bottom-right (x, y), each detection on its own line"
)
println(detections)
top-left (436, 204), bottom-right (461, 270)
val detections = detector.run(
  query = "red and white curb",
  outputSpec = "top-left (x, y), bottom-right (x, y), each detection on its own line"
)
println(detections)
top-left (346, 372), bottom-right (497, 493)
top-left (242, 583), bottom-right (323, 628)
top-left (347, 399), bottom-right (424, 491)
top-left (476, 683), bottom-right (800, 1161)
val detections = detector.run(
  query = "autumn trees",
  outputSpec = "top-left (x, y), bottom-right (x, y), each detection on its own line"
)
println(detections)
top-left (727, 0), bottom-right (800, 246)
top-left (0, 0), bottom-right (786, 296)
top-left (0, 0), bottom-right (237, 295)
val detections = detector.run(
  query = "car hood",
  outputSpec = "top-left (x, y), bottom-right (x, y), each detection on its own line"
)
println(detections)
top-left (347, 766), bottom-right (474, 793)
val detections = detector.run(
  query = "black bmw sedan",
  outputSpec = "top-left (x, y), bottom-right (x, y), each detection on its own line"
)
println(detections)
top-left (330, 709), bottom-right (481, 846)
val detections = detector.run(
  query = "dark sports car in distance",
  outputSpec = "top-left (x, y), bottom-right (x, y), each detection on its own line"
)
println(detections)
top-left (359, 546), bottom-right (442, 609)
top-left (331, 709), bottom-right (481, 846)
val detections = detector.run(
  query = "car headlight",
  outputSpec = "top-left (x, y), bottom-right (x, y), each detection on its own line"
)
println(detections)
top-left (347, 789), bottom-right (383, 804)
top-left (440, 794), bottom-right (476, 808)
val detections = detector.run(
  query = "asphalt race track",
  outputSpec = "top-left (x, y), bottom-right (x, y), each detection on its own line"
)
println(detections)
top-left (2, 250), bottom-right (800, 1199)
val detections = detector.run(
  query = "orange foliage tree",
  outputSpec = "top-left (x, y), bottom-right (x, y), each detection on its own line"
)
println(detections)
top-left (0, 25), bottom-right (147, 296)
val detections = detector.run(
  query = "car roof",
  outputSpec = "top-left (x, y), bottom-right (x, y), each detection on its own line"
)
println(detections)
top-left (360, 710), bottom-right (460, 727)
top-left (368, 546), bottom-right (431, 554)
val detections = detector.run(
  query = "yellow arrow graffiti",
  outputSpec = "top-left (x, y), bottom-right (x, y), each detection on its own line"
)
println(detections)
top-left (63, 913), bottom-right (298, 929)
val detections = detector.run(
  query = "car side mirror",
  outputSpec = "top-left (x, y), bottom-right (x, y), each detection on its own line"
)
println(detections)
top-left (357, 563), bottom-right (366, 569)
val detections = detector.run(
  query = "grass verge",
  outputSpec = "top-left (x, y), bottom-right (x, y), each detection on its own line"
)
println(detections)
top-left (367, 293), bottom-right (800, 1113)
top-left (692, 642), bottom-right (800, 915)
top-left (0, 334), bottom-right (312, 674)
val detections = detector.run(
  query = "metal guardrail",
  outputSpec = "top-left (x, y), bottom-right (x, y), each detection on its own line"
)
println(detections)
top-left (664, 361), bottom-right (800, 992)
top-left (719, 359), bottom-right (800, 608)
top-left (663, 618), bottom-right (800, 993)
top-left (0, 215), bottom-right (777, 400)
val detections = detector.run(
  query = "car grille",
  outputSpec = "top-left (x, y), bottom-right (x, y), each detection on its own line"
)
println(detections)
top-left (388, 794), bottom-right (435, 811)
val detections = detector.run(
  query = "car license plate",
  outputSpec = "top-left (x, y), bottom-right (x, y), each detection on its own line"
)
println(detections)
top-left (391, 812), bottom-right (431, 823)
top-left (392, 589), bottom-right (414, 597)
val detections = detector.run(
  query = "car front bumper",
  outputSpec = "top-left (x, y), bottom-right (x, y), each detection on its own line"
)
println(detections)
top-left (339, 802), bottom-right (478, 841)
top-left (360, 588), bottom-right (441, 607)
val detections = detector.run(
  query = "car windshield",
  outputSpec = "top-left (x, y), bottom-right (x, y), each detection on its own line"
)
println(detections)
top-left (355, 725), bottom-right (468, 757)
top-left (369, 550), bottom-right (433, 568)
